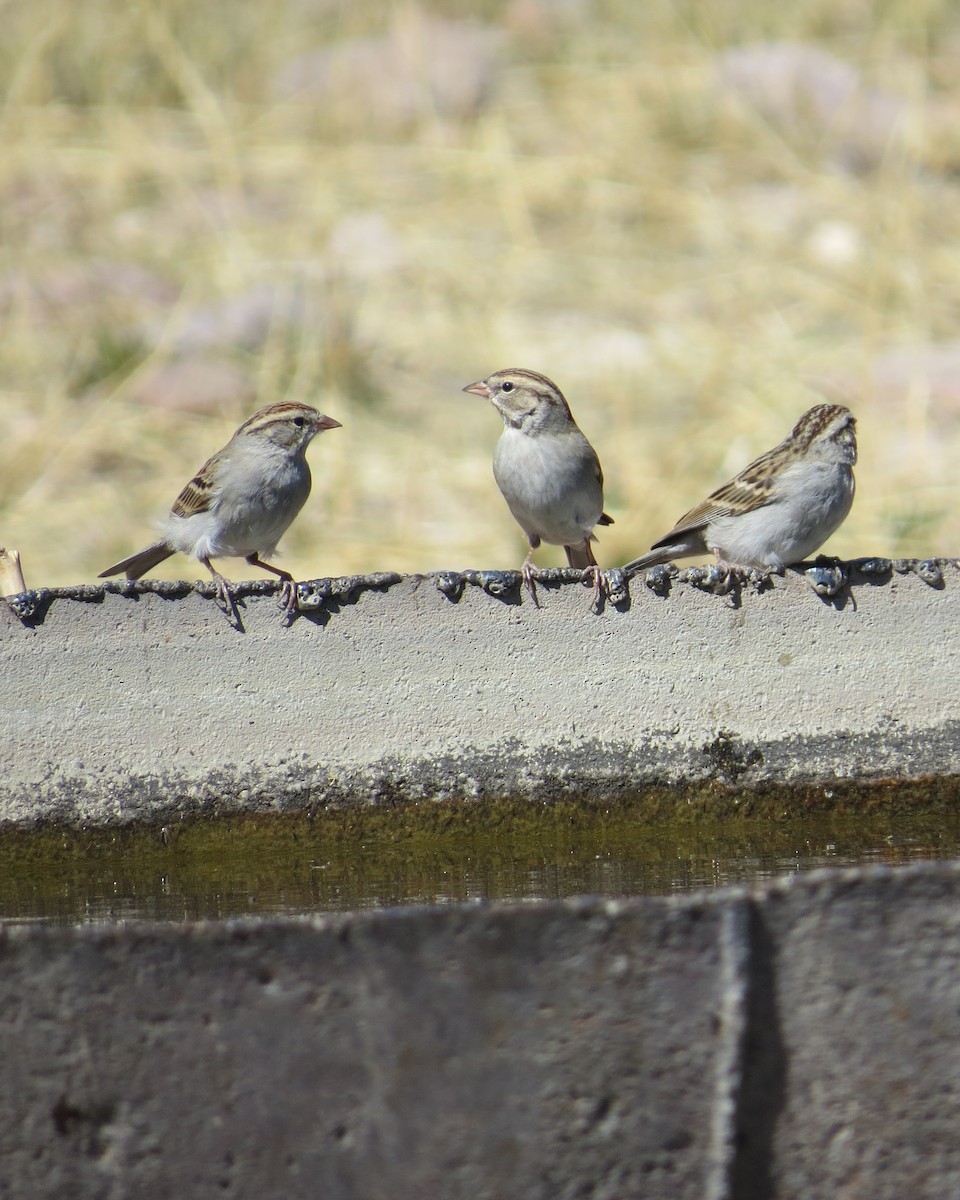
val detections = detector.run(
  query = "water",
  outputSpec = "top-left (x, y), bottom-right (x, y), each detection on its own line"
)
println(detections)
top-left (3, 802), bottom-right (960, 926)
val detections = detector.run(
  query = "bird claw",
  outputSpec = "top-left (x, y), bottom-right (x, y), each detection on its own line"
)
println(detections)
top-left (213, 576), bottom-right (234, 612)
top-left (207, 573), bottom-right (243, 629)
top-left (522, 561), bottom-right (541, 607)
top-left (277, 579), bottom-right (299, 622)
top-left (580, 565), bottom-right (607, 612)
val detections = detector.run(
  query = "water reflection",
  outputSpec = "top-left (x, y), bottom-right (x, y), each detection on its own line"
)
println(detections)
top-left (1, 810), bottom-right (956, 927)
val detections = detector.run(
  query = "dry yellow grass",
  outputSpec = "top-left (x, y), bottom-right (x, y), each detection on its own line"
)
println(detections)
top-left (3, 0), bottom-right (960, 587)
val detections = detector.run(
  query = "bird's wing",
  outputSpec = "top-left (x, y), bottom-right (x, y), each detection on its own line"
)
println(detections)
top-left (650, 449), bottom-right (782, 547)
top-left (170, 453), bottom-right (221, 518)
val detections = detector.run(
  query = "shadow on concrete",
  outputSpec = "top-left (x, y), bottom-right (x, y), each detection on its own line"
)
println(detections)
top-left (728, 902), bottom-right (788, 1199)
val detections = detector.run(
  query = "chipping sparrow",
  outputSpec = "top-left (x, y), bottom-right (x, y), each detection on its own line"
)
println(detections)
top-left (624, 403), bottom-right (856, 575)
top-left (99, 401), bottom-right (341, 615)
top-left (463, 367), bottom-right (613, 602)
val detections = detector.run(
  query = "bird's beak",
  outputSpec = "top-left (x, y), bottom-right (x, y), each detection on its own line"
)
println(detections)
top-left (463, 380), bottom-right (490, 399)
top-left (316, 415), bottom-right (342, 432)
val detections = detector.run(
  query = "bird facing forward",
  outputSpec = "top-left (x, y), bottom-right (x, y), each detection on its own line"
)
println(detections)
top-left (463, 367), bottom-right (613, 601)
top-left (623, 403), bottom-right (857, 575)
top-left (99, 401), bottom-right (341, 615)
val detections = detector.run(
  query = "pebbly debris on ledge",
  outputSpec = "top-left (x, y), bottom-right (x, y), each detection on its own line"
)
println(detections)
top-left (4, 557), bottom-right (958, 625)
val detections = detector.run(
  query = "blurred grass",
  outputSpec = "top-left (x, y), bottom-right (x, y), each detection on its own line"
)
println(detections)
top-left (2, 0), bottom-right (960, 586)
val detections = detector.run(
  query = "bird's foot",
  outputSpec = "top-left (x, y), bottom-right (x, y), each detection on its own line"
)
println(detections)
top-left (522, 561), bottom-right (541, 607)
top-left (703, 563), bottom-right (734, 595)
top-left (212, 574), bottom-right (242, 628)
top-left (277, 578), bottom-right (299, 623)
top-left (580, 565), bottom-right (606, 612)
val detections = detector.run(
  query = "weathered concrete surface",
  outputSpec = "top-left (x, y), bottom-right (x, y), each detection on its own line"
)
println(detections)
top-left (1, 863), bottom-right (959, 1199)
top-left (1, 559), bottom-right (958, 826)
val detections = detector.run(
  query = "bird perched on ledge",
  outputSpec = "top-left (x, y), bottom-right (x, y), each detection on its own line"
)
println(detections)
top-left (623, 403), bottom-right (857, 575)
top-left (463, 367), bottom-right (613, 604)
top-left (99, 401), bottom-right (341, 616)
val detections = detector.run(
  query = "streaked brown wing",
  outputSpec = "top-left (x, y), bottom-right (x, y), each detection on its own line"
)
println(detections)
top-left (651, 451), bottom-right (780, 547)
top-left (170, 453), bottom-right (220, 518)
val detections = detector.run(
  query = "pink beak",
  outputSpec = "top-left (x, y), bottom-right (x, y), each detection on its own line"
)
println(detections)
top-left (315, 415), bottom-right (342, 432)
top-left (463, 380), bottom-right (491, 398)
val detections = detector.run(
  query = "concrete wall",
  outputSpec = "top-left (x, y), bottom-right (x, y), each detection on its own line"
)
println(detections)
top-left (2, 559), bottom-right (959, 827)
top-left (0, 862), bottom-right (958, 1199)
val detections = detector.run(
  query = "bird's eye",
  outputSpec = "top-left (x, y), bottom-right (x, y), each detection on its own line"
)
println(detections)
top-left (501, 381), bottom-right (514, 393)
top-left (293, 416), bottom-right (305, 428)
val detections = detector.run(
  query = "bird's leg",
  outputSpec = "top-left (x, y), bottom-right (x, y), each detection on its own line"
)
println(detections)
top-left (582, 565), bottom-right (603, 603)
top-left (200, 557), bottom-right (238, 618)
top-left (246, 554), bottom-right (297, 617)
top-left (521, 544), bottom-right (541, 607)
top-left (571, 542), bottom-right (606, 611)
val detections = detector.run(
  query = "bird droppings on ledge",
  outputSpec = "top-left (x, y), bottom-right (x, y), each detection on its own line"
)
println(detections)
top-left (295, 573), bottom-right (403, 609)
top-left (432, 566), bottom-right (629, 605)
top-left (1, 574), bottom-right (405, 625)
top-left (881, 557), bottom-right (958, 585)
top-left (435, 571), bottom-right (465, 600)
top-left (5, 590), bottom-right (41, 620)
top-left (632, 557), bottom-right (959, 604)
top-left (3, 560), bottom-right (959, 627)
top-left (644, 563), bottom-right (679, 595)
top-left (916, 560), bottom-right (945, 588)
top-left (857, 557), bottom-right (892, 577)
top-left (805, 560), bottom-right (847, 598)
top-left (463, 569), bottom-right (521, 598)
top-left (687, 565), bottom-right (734, 595)
top-left (602, 568), bottom-right (628, 606)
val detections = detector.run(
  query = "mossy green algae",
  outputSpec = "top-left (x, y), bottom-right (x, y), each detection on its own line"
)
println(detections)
top-left (3, 782), bottom-right (960, 925)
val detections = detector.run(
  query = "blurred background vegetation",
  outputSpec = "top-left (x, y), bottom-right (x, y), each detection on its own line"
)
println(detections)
top-left (3, 0), bottom-right (960, 585)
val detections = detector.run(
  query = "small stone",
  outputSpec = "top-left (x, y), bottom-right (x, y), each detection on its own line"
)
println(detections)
top-left (805, 563), bottom-right (846, 598)
top-left (435, 572), bottom-right (465, 600)
top-left (644, 564), bottom-right (676, 596)
top-left (699, 565), bottom-right (733, 595)
top-left (6, 590), bottom-right (40, 620)
top-left (296, 580), bottom-right (331, 610)
top-left (361, 572), bottom-right (403, 590)
top-left (916, 560), bottom-right (944, 588)
top-left (857, 558), bottom-right (892, 577)
top-left (742, 567), bottom-right (774, 592)
top-left (476, 571), bottom-right (518, 598)
top-left (603, 569), bottom-right (628, 606)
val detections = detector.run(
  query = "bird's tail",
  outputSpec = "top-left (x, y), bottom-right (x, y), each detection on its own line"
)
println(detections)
top-left (565, 540), bottom-right (598, 570)
top-left (622, 547), bottom-right (679, 576)
top-left (98, 542), bottom-right (174, 581)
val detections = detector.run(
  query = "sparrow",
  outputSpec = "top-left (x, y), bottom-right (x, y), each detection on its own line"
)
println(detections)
top-left (99, 401), bottom-right (341, 616)
top-left (463, 367), bottom-right (613, 602)
top-left (624, 403), bottom-right (856, 574)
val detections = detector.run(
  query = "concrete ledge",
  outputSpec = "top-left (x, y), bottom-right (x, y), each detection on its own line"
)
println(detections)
top-left (2, 863), bottom-right (959, 1198)
top-left (2, 559), bottom-right (959, 827)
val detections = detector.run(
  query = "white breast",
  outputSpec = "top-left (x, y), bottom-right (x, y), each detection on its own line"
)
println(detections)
top-left (707, 461), bottom-right (854, 568)
top-left (164, 444), bottom-right (312, 562)
top-left (493, 427), bottom-right (603, 546)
